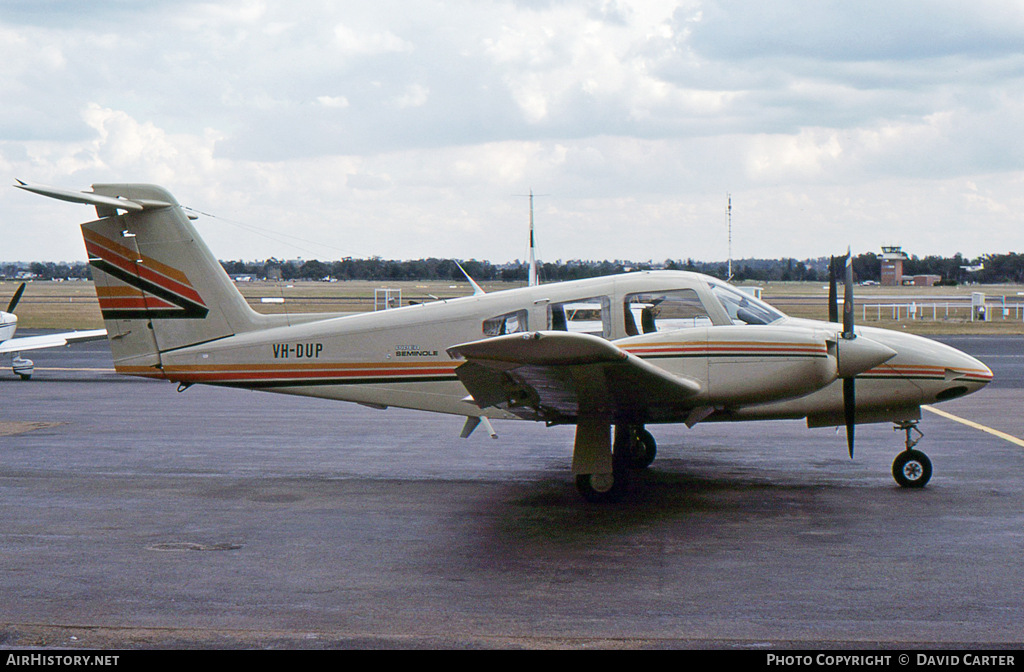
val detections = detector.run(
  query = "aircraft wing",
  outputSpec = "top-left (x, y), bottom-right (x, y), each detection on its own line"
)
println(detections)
top-left (0, 329), bottom-right (107, 354)
top-left (447, 331), bottom-right (703, 423)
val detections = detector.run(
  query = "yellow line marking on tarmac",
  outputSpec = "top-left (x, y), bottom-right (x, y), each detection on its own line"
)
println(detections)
top-left (923, 405), bottom-right (1024, 448)
top-left (0, 422), bottom-right (64, 437)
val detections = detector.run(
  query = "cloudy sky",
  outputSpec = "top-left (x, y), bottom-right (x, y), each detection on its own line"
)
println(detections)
top-left (1, 0), bottom-right (1022, 265)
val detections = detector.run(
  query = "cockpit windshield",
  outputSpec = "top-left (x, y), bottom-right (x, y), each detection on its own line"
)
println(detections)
top-left (708, 281), bottom-right (785, 325)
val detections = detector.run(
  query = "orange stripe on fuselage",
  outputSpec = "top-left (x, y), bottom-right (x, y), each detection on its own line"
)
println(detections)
top-left (116, 360), bottom-right (461, 384)
top-left (624, 341), bottom-right (828, 357)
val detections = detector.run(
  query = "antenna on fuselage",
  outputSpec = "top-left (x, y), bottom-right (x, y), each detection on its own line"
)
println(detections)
top-left (454, 260), bottom-right (486, 296)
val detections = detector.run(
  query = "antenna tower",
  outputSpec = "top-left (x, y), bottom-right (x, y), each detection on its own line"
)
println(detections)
top-left (528, 189), bottom-right (537, 287)
top-left (726, 193), bottom-right (733, 280)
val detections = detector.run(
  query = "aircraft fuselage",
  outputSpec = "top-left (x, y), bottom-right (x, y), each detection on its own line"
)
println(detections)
top-left (123, 271), bottom-right (990, 429)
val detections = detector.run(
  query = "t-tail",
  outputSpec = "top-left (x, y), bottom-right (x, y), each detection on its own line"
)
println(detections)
top-left (15, 182), bottom-right (270, 378)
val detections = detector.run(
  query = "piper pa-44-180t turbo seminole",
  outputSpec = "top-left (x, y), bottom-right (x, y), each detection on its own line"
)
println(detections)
top-left (16, 180), bottom-right (993, 502)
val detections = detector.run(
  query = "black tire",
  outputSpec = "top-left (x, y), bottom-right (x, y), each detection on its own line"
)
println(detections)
top-left (614, 425), bottom-right (657, 469)
top-left (575, 469), bottom-right (630, 503)
top-left (632, 429), bottom-right (657, 469)
top-left (893, 450), bottom-right (932, 488)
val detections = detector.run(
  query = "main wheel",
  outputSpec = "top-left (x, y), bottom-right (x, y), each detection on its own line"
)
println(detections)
top-left (576, 469), bottom-right (630, 503)
top-left (632, 429), bottom-right (657, 468)
top-left (893, 449), bottom-right (932, 488)
top-left (614, 425), bottom-right (657, 469)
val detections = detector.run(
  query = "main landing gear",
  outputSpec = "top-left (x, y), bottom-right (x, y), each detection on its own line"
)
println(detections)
top-left (574, 424), bottom-right (657, 503)
top-left (617, 424), bottom-right (657, 469)
top-left (892, 421), bottom-right (932, 488)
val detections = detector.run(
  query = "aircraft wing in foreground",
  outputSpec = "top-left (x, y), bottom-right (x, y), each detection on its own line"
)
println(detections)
top-left (1, 281), bottom-right (107, 379)
top-left (15, 180), bottom-right (993, 502)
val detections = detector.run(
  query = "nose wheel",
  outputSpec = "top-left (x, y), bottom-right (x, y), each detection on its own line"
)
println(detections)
top-left (892, 421), bottom-right (931, 488)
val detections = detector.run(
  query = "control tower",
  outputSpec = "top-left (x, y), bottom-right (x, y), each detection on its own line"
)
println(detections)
top-left (880, 246), bottom-right (906, 286)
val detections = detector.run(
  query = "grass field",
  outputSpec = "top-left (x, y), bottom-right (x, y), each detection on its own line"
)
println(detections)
top-left (4, 278), bottom-right (1024, 335)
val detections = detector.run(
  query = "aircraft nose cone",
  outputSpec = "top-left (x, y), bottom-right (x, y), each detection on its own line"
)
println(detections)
top-left (946, 352), bottom-right (993, 387)
top-left (836, 335), bottom-right (898, 378)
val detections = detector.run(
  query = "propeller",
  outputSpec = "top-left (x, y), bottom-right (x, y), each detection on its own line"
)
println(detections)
top-left (6, 283), bottom-right (26, 314)
top-left (842, 250), bottom-right (855, 338)
top-left (828, 256), bottom-right (838, 323)
top-left (831, 250), bottom-right (856, 456)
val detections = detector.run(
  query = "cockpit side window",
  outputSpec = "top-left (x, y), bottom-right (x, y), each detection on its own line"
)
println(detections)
top-left (624, 289), bottom-right (713, 334)
top-left (483, 309), bottom-right (529, 336)
top-left (548, 296), bottom-right (611, 338)
top-left (708, 282), bottom-right (784, 325)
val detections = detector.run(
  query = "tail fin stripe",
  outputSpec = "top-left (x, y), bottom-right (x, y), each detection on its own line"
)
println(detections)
top-left (84, 238), bottom-right (206, 307)
top-left (89, 258), bottom-right (209, 319)
top-left (98, 296), bottom-right (178, 311)
top-left (82, 228), bottom-right (192, 286)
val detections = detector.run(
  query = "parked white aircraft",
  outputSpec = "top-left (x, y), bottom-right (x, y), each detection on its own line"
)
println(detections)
top-left (16, 181), bottom-right (993, 501)
top-left (0, 281), bottom-right (106, 379)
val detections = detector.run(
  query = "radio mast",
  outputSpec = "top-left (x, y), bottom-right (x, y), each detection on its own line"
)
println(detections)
top-left (528, 189), bottom-right (538, 287)
top-left (726, 193), bottom-right (733, 280)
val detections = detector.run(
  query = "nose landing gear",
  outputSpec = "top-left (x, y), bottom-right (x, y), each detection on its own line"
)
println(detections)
top-left (892, 421), bottom-right (931, 488)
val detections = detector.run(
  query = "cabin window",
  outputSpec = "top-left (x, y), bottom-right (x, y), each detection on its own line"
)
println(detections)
top-left (482, 309), bottom-right (529, 336)
top-left (709, 282), bottom-right (784, 325)
top-left (548, 296), bottom-right (611, 338)
top-left (624, 289), bottom-right (713, 335)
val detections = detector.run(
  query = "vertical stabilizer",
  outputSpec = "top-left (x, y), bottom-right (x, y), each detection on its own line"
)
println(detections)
top-left (81, 184), bottom-right (265, 376)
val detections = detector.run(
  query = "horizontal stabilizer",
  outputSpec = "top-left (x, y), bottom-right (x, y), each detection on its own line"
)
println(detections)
top-left (14, 180), bottom-right (170, 212)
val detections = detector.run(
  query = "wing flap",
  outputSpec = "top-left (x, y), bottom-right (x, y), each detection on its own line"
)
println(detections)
top-left (448, 331), bottom-right (702, 422)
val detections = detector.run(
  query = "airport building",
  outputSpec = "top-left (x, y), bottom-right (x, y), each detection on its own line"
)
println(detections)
top-left (880, 246), bottom-right (907, 286)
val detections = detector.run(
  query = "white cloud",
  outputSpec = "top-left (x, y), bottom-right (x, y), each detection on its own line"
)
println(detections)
top-left (392, 84), bottom-right (429, 109)
top-left (317, 95), bottom-right (350, 109)
top-left (2, 1), bottom-right (1024, 264)
top-left (333, 24), bottom-right (413, 55)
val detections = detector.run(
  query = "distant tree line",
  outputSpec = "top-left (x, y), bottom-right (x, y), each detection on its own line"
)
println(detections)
top-left (5, 252), bottom-right (1024, 284)
top-left (670, 253), bottom-right (1024, 285)
top-left (1, 261), bottom-right (93, 281)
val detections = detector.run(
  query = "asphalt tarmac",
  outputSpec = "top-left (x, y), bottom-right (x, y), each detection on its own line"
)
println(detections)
top-left (1, 333), bottom-right (1022, 649)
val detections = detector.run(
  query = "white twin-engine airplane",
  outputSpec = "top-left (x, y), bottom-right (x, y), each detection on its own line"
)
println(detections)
top-left (16, 181), bottom-right (993, 502)
top-left (1, 281), bottom-right (106, 379)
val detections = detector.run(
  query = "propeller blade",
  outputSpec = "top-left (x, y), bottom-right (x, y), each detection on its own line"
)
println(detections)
top-left (839, 249), bottom-right (856, 458)
top-left (6, 283), bottom-right (26, 313)
top-left (842, 250), bottom-right (854, 337)
top-left (828, 256), bottom-right (838, 323)
top-left (843, 377), bottom-right (856, 459)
